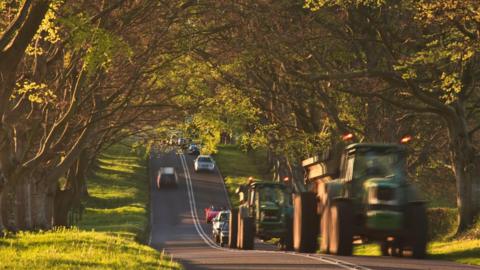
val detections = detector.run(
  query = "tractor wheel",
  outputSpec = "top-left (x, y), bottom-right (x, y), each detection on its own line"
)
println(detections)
top-left (293, 192), bottom-right (318, 253)
top-left (405, 203), bottom-right (427, 259)
top-left (228, 209), bottom-right (238, 248)
top-left (282, 217), bottom-right (294, 251)
top-left (320, 205), bottom-right (330, 254)
top-left (240, 217), bottom-right (254, 250)
top-left (328, 200), bottom-right (353, 256)
top-left (381, 241), bottom-right (389, 256)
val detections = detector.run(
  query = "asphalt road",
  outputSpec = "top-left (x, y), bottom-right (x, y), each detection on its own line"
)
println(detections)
top-left (149, 148), bottom-right (479, 270)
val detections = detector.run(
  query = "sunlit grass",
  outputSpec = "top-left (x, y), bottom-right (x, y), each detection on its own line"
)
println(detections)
top-left (429, 240), bottom-right (480, 265)
top-left (353, 235), bottom-right (480, 266)
top-left (0, 229), bottom-right (179, 269)
top-left (0, 142), bottom-right (182, 270)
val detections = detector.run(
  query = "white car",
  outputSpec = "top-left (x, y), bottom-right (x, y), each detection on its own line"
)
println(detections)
top-left (194, 155), bottom-right (215, 172)
top-left (211, 210), bottom-right (230, 245)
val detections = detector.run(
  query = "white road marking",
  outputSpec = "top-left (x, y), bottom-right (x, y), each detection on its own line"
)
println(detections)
top-left (178, 152), bottom-right (374, 270)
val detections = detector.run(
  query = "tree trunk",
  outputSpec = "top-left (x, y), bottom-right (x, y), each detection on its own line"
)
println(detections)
top-left (447, 105), bottom-right (480, 233)
top-left (30, 181), bottom-right (49, 229)
top-left (44, 183), bottom-right (56, 229)
top-left (0, 188), bottom-right (5, 233)
top-left (54, 153), bottom-right (89, 227)
top-left (1, 183), bottom-right (17, 231)
top-left (15, 179), bottom-right (29, 230)
top-left (54, 189), bottom-right (73, 227)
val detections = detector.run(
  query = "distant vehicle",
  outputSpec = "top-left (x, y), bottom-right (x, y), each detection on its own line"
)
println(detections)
top-left (194, 155), bottom-right (215, 172)
top-left (186, 144), bottom-right (200, 155)
top-left (204, 205), bottom-right (223, 224)
top-left (212, 211), bottom-right (230, 246)
top-left (177, 138), bottom-right (188, 146)
top-left (156, 167), bottom-right (178, 189)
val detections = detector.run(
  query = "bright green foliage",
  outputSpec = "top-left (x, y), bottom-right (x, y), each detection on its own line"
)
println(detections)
top-left (12, 80), bottom-right (57, 104)
top-left (164, 56), bottom-right (259, 153)
top-left (305, 0), bottom-right (386, 10)
top-left (59, 13), bottom-right (132, 75)
top-left (28, 1), bottom-right (63, 52)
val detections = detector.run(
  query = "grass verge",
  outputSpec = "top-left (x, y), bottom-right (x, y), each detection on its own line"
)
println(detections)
top-left (0, 143), bottom-right (182, 270)
top-left (215, 144), bottom-right (480, 266)
top-left (354, 238), bottom-right (480, 266)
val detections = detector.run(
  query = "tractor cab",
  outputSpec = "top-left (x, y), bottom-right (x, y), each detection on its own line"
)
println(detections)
top-left (340, 144), bottom-right (407, 200)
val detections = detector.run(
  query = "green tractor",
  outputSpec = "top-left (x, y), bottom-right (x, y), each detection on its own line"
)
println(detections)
top-left (294, 143), bottom-right (428, 258)
top-left (228, 180), bottom-right (294, 250)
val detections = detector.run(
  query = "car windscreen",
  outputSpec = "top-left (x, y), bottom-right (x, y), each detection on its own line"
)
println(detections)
top-left (198, 157), bottom-right (212, 163)
top-left (259, 186), bottom-right (289, 205)
top-left (219, 213), bottom-right (228, 221)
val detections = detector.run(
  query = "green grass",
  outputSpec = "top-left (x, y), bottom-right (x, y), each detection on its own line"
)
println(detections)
top-left (354, 239), bottom-right (480, 266)
top-left (213, 144), bottom-right (271, 208)
top-left (0, 143), bottom-right (182, 270)
top-left (216, 144), bottom-right (480, 266)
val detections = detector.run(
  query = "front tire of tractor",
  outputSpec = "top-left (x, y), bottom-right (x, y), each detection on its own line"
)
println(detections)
top-left (405, 203), bottom-right (428, 259)
top-left (293, 192), bottom-right (318, 253)
top-left (228, 209), bottom-right (238, 248)
top-left (328, 200), bottom-right (353, 256)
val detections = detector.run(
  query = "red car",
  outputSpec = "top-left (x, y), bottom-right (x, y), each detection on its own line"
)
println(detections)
top-left (204, 206), bottom-right (223, 224)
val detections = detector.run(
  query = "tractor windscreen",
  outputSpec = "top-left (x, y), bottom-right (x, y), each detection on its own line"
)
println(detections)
top-left (258, 186), bottom-right (290, 206)
top-left (353, 148), bottom-right (404, 180)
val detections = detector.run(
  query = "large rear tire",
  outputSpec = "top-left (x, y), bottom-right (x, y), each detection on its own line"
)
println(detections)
top-left (320, 204), bottom-right (330, 254)
top-left (240, 217), bottom-right (254, 250)
top-left (282, 217), bottom-right (294, 251)
top-left (405, 203), bottom-right (427, 259)
top-left (293, 192), bottom-right (318, 253)
top-left (328, 200), bottom-right (353, 256)
top-left (228, 209), bottom-right (238, 248)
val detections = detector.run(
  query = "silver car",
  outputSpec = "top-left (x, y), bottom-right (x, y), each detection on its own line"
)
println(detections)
top-left (212, 210), bottom-right (230, 246)
top-left (194, 155), bottom-right (215, 172)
